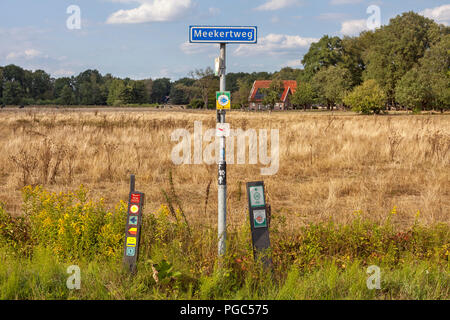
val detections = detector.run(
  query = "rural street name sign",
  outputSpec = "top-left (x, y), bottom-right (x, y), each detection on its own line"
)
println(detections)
top-left (189, 26), bottom-right (257, 43)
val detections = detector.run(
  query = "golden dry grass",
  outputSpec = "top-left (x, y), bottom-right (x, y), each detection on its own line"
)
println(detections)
top-left (0, 108), bottom-right (448, 230)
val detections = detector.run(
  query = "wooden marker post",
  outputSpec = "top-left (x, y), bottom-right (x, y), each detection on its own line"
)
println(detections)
top-left (246, 181), bottom-right (272, 268)
top-left (123, 175), bottom-right (145, 274)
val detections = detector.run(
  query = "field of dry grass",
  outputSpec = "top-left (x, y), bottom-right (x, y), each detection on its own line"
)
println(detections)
top-left (0, 107), bottom-right (448, 230)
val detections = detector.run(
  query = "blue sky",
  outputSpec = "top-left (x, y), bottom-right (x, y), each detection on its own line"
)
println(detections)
top-left (0, 0), bottom-right (449, 80)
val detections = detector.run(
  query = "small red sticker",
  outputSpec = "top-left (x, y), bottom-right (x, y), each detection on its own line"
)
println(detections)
top-left (130, 193), bottom-right (141, 204)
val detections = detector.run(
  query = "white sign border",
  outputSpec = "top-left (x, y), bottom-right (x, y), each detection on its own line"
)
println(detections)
top-left (189, 26), bottom-right (258, 44)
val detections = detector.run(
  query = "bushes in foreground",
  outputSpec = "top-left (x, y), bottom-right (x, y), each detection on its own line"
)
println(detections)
top-left (0, 186), bottom-right (448, 299)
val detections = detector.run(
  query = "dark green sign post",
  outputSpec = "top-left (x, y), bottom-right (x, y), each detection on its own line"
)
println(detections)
top-left (246, 181), bottom-right (272, 267)
top-left (123, 175), bottom-right (145, 274)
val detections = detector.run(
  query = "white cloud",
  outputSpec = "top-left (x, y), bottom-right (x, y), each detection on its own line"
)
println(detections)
top-left (53, 69), bottom-right (76, 77)
top-left (330, 0), bottom-right (362, 5)
top-left (106, 0), bottom-right (193, 24)
top-left (180, 41), bottom-right (216, 55)
top-left (420, 4), bottom-right (450, 26)
top-left (271, 16), bottom-right (280, 23)
top-left (209, 7), bottom-right (220, 16)
top-left (340, 19), bottom-right (367, 36)
top-left (6, 49), bottom-right (45, 60)
top-left (317, 12), bottom-right (348, 21)
top-left (285, 59), bottom-right (303, 68)
top-left (234, 33), bottom-right (319, 56)
top-left (256, 0), bottom-right (302, 11)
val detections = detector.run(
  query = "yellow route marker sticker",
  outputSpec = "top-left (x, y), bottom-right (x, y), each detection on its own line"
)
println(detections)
top-left (130, 204), bottom-right (139, 214)
top-left (126, 237), bottom-right (137, 247)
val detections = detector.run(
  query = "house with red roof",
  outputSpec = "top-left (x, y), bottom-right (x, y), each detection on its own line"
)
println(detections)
top-left (248, 80), bottom-right (297, 110)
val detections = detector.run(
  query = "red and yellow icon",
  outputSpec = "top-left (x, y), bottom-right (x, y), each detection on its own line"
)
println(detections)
top-left (128, 227), bottom-right (137, 236)
top-left (130, 204), bottom-right (139, 214)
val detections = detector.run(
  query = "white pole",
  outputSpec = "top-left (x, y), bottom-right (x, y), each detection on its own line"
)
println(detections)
top-left (218, 43), bottom-right (227, 257)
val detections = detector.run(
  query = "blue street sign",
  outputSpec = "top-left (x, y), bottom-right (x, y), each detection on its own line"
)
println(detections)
top-left (189, 26), bottom-right (257, 44)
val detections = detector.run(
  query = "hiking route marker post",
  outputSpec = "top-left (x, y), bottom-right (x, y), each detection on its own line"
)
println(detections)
top-left (246, 181), bottom-right (272, 268)
top-left (189, 26), bottom-right (257, 258)
top-left (123, 175), bottom-right (145, 274)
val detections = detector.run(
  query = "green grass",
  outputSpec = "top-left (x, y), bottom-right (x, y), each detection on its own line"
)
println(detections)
top-left (0, 247), bottom-right (447, 300)
top-left (0, 186), bottom-right (448, 300)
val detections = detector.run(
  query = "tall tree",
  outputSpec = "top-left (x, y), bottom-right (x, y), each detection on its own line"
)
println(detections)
top-left (59, 85), bottom-right (75, 105)
top-left (291, 82), bottom-right (316, 110)
top-left (396, 34), bottom-right (450, 111)
top-left (189, 67), bottom-right (216, 109)
top-left (3, 81), bottom-right (23, 105)
top-left (150, 78), bottom-right (171, 103)
top-left (232, 78), bottom-right (252, 109)
top-left (262, 78), bottom-right (284, 110)
top-left (312, 66), bottom-right (353, 109)
top-left (131, 81), bottom-right (148, 104)
top-left (301, 35), bottom-right (344, 81)
top-left (31, 70), bottom-right (52, 100)
top-left (0, 67), bottom-right (4, 104)
top-left (107, 79), bottom-right (126, 105)
top-left (363, 11), bottom-right (445, 105)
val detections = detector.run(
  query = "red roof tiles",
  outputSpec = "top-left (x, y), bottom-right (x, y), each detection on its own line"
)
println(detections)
top-left (249, 80), bottom-right (297, 102)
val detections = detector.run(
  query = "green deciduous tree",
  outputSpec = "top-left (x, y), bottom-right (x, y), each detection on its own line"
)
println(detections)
top-left (106, 79), bottom-right (125, 106)
top-left (301, 35), bottom-right (344, 82)
top-left (395, 69), bottom-right (428, 111)
top-left (232, 78), bottom-right (252, 109)
top-left (3, 81), bottom-right (23, 105)
top-left (150, 78), bottom-right (171, 104)
top-left (262, 78), bottom-right (284, 110)
top-left (344, 79), bottom-right (387, 114)
top-left (59, 85), bottom-right (75, 105)
top-left (312, 66), bottom-right (353, 109)
top-left (189, 67), bottom-right (217, 109)
top-left (291, 82), bottom-right (316, 110)
top-left (363, 12), bottom-right (445, 106)
top-left (396, 34), bottom-right (450, 112)
top-left (31, 70), bottom-right (52, 100)
top-left (130, 81), bottom-right (148, 104)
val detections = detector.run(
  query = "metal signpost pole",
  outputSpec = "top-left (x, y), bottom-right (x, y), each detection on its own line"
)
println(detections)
top-left (189, 25), bottom-right (257, 260)
top-left (217, 43), bottom-right (227, 257)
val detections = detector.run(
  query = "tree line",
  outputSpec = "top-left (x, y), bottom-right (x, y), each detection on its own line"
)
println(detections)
top-left (0, 63), bottom-right (274, 109)
top-left (0, 11), bottom-right (448, 113)
top-left (291, 11), bottom-right (449, 113)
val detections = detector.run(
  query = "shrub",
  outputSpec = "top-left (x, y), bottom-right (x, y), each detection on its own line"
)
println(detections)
top-left (21, 185), bottom-right (127, 260)
top-left (188, 98), bottom-right (204, 109)
top-left (344, 80), bottom-right (387, 114)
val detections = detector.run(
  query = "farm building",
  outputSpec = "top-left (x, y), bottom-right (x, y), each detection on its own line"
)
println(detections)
top-left (248, 80), bottom-right (297, 110)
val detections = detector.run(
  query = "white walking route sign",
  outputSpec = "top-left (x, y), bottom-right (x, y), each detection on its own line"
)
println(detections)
top-left (188, 25), bottom-right (258, 259)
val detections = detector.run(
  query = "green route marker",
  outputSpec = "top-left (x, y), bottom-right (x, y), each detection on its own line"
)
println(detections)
top-left (246, 181), bottom-right (272, 268)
